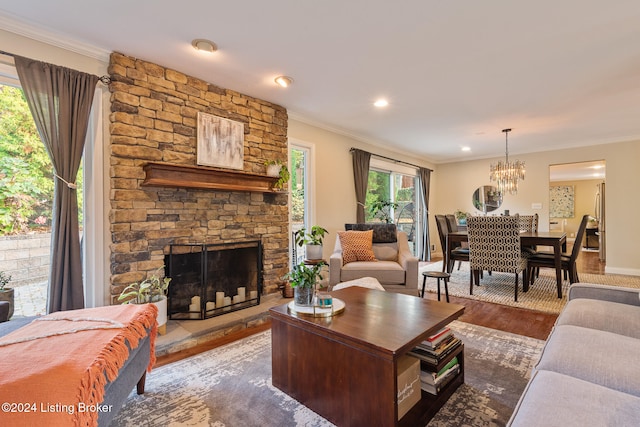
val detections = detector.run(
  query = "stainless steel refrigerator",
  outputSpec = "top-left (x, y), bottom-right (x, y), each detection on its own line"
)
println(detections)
top-left (595, 182), bottom-right (606, 261)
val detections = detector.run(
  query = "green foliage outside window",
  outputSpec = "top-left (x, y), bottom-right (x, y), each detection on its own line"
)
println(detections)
top-left (0, 85), bottom-right (83, 234)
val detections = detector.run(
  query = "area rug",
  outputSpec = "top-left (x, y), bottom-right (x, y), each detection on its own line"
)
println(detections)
top-left (419, 262), bottom-right (640, 314)
top-left (110, 321), bottom-right (543, 427)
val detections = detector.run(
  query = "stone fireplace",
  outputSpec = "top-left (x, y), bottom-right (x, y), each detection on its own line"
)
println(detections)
top-left (166, 240), bottom-right (262, 319)
top-left (108, 52), bottom-right (289, 303)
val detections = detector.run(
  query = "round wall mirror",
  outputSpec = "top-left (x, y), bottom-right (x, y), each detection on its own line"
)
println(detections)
top-left (472, 186), bottom-right (503, 213)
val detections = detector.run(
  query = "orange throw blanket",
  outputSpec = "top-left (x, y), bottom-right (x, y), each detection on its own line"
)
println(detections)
top-left (0, 304), bottom-right (157, 427)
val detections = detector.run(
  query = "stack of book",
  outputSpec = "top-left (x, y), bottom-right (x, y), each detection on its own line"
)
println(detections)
top-left (408, 326), bottom-right (461, 365)
top-left (419, 356), bottom-right (460, 395)
top-left (408, 327), bottom-right (462, 395)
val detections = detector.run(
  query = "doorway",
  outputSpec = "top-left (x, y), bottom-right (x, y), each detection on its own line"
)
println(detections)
top-left (549, 160), bottom-right (606, 269)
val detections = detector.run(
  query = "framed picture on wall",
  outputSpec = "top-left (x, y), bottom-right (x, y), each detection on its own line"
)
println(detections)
top-left (197, 112), bottom-right (244, 170)
top-left (549, 185), bottom-right (574, 218)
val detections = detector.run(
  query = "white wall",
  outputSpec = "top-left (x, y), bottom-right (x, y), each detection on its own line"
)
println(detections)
top-left (434, 140), bottom-right (640, 275)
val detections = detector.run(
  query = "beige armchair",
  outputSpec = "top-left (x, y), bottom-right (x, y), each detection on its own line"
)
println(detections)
top-left (329, 224), bottom-right (419, 296)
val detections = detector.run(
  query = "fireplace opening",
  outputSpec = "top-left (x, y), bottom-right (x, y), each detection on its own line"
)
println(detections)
top-left (166, 240), bottom-right (262, 320)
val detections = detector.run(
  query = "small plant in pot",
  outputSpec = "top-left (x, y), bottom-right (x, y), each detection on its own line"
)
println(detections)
top-left (0, 271), bottom-right (13, 320)
top-left (295, 225), bottom-right (329, 260)
top-left (118, 269), bottom-right (171, 334)
top-left (265, 160), bottom-right (290, 191)
top-left (283, 262), bottom-right (325, 307)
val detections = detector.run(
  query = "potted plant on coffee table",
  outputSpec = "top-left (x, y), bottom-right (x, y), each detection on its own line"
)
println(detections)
top-left (0, 271), bottom-right (13, 320)
top-left (118, 269), bottom-right (171, 334)
top-left (294, 225), bottom-right (329, 260)
top-left (283, 262), bottom-right (325, 307)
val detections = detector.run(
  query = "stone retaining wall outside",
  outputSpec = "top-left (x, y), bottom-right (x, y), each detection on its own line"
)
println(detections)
top-left (0, 233), bottom-right (50, 288)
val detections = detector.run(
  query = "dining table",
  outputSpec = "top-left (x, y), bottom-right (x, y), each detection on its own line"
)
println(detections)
top-left (446, 230), bottom-right (568, 298)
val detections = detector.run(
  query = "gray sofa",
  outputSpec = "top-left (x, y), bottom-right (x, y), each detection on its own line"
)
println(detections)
top-left (0, 315), bottom-right (151, 427)
top-left (508, 283), bottom-right (640, 426)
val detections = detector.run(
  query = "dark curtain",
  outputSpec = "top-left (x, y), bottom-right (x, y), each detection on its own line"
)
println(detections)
top-left (418, 167), bottom-right (432, 261)
top-left (15, 56), bottom-right (99, 313)
top-left (351, 149), bottom-right (371, 223)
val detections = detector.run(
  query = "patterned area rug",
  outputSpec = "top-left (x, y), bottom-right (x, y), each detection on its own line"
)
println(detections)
top-left (111, 321), bottom-right (543, 427)
top-left (420, 262), bottom-right (640, 314)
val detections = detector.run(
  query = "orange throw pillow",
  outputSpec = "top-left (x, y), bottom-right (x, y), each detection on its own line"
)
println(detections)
top-left (338, 230), bottom-right (377, 264)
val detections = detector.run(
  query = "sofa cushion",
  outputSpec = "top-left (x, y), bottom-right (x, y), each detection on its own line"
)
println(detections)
top-left (508, 370), bottom-right (640, 427)
top-left (341, 261), bottom-right (405, 285)
top-left (534, 325), bottom-right (640, 397)
top-left (345, 223), bottom-right (397, 243)
top-left (338, 230), bottom-right (377, 264)
top-left (372, 242), bottom-right (399, 261)
top-left (556, 298), bottom-right (640, 339)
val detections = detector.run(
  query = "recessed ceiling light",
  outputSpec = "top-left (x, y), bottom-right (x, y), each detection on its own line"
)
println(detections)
top-left (373, 99), bottom-right (389, 108)
top-left (191, 39), bottom-right (217, 53)
top-left (274, 76), bottom-right (293, 87)
top-left (461, 146), bottom-right (471, 152)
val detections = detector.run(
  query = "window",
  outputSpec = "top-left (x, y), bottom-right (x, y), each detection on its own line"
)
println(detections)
top-left (289, 140), bottom-right (314, 265)
top-left (0, 62), bottom-right (105, 313)
top-left (365, 159), bottom-right (420, 256)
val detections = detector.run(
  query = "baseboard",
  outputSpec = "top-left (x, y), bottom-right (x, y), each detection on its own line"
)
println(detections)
top-left (604, 266), bottom-right (640, 276)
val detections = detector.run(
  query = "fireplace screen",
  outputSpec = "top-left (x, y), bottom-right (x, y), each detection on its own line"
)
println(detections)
top-left (166, 240), bottom-right (262, 320)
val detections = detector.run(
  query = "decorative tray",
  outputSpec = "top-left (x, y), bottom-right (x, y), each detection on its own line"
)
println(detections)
top-left (287, 298), bottom-right (345, 318)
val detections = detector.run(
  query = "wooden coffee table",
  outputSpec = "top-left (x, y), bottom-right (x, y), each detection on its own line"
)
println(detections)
top-left (269, 286), bottom-right (465, 426)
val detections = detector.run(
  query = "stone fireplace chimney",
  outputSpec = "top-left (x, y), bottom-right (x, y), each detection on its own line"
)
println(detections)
top-left (108, 52), bottom-right (289, 303)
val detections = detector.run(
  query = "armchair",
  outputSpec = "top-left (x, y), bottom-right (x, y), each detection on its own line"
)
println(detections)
top-left (329, 224), bottom-right (419, 296)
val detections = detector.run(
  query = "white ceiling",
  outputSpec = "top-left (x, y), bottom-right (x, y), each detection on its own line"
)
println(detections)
top-left (0, 1), bottom-right (639, 164)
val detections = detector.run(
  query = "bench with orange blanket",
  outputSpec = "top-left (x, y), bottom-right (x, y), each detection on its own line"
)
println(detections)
top-left (0, 304), bottom-right (157, 427)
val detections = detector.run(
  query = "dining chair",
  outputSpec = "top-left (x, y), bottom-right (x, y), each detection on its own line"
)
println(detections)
top-left (435, 215), bottom-right (469, 273)
top-left (445, 214), bottom-right (467, 269)
top-left (526, 214), bottom-right (589, 290)
top-left (467, 215), bottom-right (529, 302)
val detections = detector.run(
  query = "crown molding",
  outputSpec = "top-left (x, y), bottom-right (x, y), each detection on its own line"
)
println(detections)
top-left (287, 110), bottom-right (439, 166)
top-left (0, 12), bottom-right (110, 62)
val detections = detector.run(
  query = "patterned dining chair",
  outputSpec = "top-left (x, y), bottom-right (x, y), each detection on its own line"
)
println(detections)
top-left (467, 215), bottom-right (529, 301)
top-left (518, 213), bottom-right (539, 255)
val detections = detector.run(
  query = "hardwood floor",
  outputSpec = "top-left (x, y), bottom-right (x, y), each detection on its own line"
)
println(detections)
top-left (155, 246), bottom-right (606, 366)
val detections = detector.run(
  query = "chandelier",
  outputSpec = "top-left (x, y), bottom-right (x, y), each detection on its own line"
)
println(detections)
top-left (489, 128), bottom-right (525, 195)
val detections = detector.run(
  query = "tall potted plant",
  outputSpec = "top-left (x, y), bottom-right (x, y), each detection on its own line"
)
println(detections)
top-left (0, 272), bottom-right (13, 320)
top-left (283, 262), bottom-right (324, 306)
top-left (295, 225), bottom-right (329, 260)
top-left (118, 269), bottom-right (171, 334)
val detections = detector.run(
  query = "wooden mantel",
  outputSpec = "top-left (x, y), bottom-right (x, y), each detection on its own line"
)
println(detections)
top-left (142, 162), bottom-right (279, 193)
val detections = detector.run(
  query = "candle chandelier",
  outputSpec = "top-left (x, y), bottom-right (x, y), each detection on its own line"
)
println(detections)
top-left (489, 128), bottom-right (525, 195)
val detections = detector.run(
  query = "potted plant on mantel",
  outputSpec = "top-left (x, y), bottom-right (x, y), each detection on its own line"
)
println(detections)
top-left (118, 269), bottom-right (171, 334)
top-left (295, 225), bottom-right (329, 260)
top-left (0, 271), bottom-right (13, 320)
top-left (264, 160), bottom-right (290, 191)
top-left (283, 262), bottom-right (325, 307)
